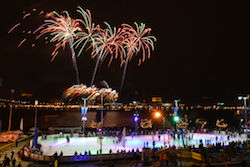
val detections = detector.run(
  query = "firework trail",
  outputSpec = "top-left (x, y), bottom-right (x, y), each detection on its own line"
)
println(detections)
top-left (73, 6), bottom-right (105, 86)
top-left (36, 10), bottom-right (82, 84)
top-left (89, 22), bottom-right (125, 86)
top-left (17, 38), bottom-right (26, 48)
top-left (73, 6), bottom-right (99, 57)
top-left (120, 22), bottom-right (156, 91)
top-left (9, 6), bottom-right (156, 94)
top-left (8, 9), bottom-right (48, 49)
top-left (23, 13), bottom-right (31, 19)
top-left (8, 23), bottom-right (21, 34)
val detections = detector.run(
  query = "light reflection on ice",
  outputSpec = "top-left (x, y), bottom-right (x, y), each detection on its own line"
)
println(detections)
top-left (38, 133), bottom-right (247, 156)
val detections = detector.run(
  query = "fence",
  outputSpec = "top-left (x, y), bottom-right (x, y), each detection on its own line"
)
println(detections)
top-left (24, 151), bottom-right (139, 163)
top-left (0, 134), bottom-right (34, 152)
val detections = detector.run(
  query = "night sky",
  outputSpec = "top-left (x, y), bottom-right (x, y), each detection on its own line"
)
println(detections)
top-left (1, 0), bottom-right (250, 104)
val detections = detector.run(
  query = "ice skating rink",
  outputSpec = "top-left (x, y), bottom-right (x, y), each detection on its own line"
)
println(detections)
top-left (38, 133), bottom-right (247, 156)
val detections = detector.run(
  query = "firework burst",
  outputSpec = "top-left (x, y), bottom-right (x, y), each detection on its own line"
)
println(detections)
top-left (36, 10), bottom-right (82, 84)
top-left (120, 22), bottom-right (156, 90)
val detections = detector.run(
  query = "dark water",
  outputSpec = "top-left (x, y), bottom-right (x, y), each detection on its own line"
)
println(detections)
top-left (0, 107), bottom-right (162, 131)
top-left (0, 106), bottom-right (240, 132)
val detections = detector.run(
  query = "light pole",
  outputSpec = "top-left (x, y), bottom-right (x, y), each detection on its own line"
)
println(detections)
top-left (8, 89), bottom-right (15, 131)
top-left (238, 96), bottom-right (249, 130)
top-left (34, 100), bottom-right (38, 128)
top-left (96, 93), bottom-right (104, 164)
top-left (174, 116), bottom-right (180, 126)
top-left (174, 99), bottom-right (180, 115)
top-left (33, 100), bottom-right (39, 149)
top-left (100, 93), bottom-right (103, 162)
top-left (154, 112), bottom-right (165, 129)
top-left (81, 98), bottom-right (88, 134)
top-left (154, 111), bottom-right (166, 146)
top-left (134, 112), bottom-right (139, 134)
top-left (162, 116), bottom-right (166, 146)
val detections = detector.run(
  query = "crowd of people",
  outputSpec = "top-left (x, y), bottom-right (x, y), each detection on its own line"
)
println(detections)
top-left (1, 127), bottom-right (248, 167)
top-left (0, 150), bottom-right (22, 167)
top-left (156, 139), bottom-right (250, 166)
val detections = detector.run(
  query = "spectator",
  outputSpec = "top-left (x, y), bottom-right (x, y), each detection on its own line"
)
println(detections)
top-left (49, 162), bottom-right (53, 167)
top-left (10, 150), bottom-right (14, 160)
top-left (17, 151), bottom-right (21, 159)
top-left (15, 139), bottom-right (18, 147)
top-left (17, 162), bottom-right (22, 167)
top-left (5, 157), bottom-right (10, 167)
top-left (12, 158), bottom-right (16, 167)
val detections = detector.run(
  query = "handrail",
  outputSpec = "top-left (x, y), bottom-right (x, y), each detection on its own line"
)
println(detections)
top-left (210, 161), bottom-right (250, 165)
top-left (24, 151), bottom-right (140, 163)
top-left (18, 134), bottom-right (34, 142)
top-left (0, 142), bottom-right (14, 151)
top-left (0, 134), bottom-right (34, 151)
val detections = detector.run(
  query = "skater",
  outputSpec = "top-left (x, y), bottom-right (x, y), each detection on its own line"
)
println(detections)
top-left (53, 152), bottom-right (58, 159)
top-left (152, 140), bottom-right (155, 149)
top-left (66, 136), bottom-right (70, 143)
top-left (60, 151), bottom-right (63, 157)
top-left (146, 142), bottom-right (149, 148)
top-left (158, 134), bottom-right (161, 141)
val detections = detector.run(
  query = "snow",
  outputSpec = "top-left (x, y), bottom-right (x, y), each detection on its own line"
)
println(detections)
top-left (38, 133), bottom-right (247, 156)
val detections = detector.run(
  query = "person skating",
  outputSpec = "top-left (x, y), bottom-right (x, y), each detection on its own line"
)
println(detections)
top-left (152, 140), bottom-right (155, 149)
top-left (66, 136), bottom-right (70, 143)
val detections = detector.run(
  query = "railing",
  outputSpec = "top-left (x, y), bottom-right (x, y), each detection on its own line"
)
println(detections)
top-left (210, 161), bottom-right (250, 166)
top-left (24, 151), bottom-right (140, 163)
top-left (0, 134), bottom-right (34, 151)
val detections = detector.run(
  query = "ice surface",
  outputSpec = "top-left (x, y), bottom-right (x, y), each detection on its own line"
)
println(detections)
top-left (38, 133), bottom-right (247, 156)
